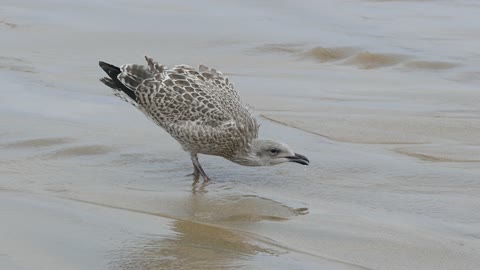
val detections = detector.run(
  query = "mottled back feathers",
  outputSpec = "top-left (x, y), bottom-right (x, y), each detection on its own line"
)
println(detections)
top-left (99, 56), bottom-right (258, 158)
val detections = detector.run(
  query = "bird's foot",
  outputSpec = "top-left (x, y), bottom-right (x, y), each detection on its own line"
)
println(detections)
top-left (186, 165), bottom-right (200, 178)
top-left (189, 172), bottom-right (210, 183)
top-left (190, 153), bottom-right (211, 182)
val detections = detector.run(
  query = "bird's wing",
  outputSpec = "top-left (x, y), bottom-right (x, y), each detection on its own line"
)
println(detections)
top-left (195, 64), bottom-right (242, 112)
top-left (164, 120), bottom-right (236, 155)
top-left (114, 57), bottom-right (258, 151)
top-left (115, 57), bottom-right (227, 125)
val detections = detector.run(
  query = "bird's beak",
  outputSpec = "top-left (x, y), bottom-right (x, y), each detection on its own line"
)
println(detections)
top-left (287, 153), bottom-right (310, 165)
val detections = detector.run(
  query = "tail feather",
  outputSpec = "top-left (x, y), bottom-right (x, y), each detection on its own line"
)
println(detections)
top-left (99, 61), bottom-right (137, 101)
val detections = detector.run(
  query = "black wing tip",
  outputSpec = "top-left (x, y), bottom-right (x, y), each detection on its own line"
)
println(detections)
top-left (98, 60), bottom-right (122, 84)
top-left (98, 60), bottom-right (112, 67)
top-left (99, 77), bottom-right (116, 88)
top-left (98, 60), bottom-right (109, 70)
top-left (99, 61), bottom-right (120, 74)
top-left (98, 60), bottom-right (137, 102)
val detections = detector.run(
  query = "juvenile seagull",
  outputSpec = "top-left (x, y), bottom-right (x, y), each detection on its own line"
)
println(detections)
top-left (99, 56), bottom-right (309, 182)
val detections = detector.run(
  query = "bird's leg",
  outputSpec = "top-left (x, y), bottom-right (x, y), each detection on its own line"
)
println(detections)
top-left (187, 161), bottom-right (200, 179)
top-left (190, 153), bottom-right (211, 182)
top-left (189, 163), bottom-right (200, 183)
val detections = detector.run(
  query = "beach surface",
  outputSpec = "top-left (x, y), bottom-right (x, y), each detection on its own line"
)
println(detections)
top-left (1, 0), bottom-right (479, 269)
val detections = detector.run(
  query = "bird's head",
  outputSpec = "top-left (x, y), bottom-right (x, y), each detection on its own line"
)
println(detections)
top-left (231, 139), bottom-right (310, 167)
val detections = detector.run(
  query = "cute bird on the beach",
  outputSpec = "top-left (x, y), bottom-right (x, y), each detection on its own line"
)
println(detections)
top-left (99, 56), bottom-right (309, 182)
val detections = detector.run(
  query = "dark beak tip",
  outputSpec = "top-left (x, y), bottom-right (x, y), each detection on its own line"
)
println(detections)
top-left (288, 153), bottom-right (310, 166)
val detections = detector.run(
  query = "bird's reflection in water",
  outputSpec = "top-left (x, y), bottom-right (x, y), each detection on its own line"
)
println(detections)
top-left (191, 178), bottom-right (209, 194)
top-left (113, 219), bottom-right (278, 270)
top-left (110, 190), bottom-right (308, 269)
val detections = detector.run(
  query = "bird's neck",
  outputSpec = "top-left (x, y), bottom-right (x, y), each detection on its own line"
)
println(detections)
top-left (228, 141), bottom-right (261, 166)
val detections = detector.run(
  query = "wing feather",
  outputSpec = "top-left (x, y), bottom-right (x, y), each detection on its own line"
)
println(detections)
top-left (112, 56), bottom-right (259, 156)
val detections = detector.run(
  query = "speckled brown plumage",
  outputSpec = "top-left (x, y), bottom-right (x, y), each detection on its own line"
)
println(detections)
top-left (99, 56), bottom-right (309, 182)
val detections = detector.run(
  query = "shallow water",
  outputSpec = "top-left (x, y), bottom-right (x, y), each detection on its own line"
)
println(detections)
top-left (1, 0), bottom-right (480, 269)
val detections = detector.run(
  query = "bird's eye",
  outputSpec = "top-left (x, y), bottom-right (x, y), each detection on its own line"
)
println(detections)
top-left (270, 148), bottom-right (279, 155)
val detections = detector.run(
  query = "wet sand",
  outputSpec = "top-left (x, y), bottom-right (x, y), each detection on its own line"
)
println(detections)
top-left (1, 0), bottom-right (480, 269)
